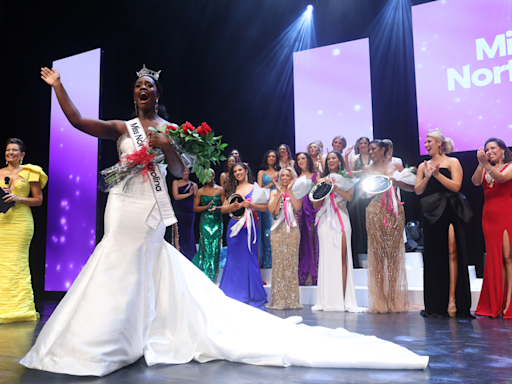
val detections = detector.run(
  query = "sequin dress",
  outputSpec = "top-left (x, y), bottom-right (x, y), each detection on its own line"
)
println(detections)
top-left (266, 198), bottom-right (302, 310)
top-left (192, 194), bottom-right (223, 282)
top-left (297, 175), bottom-right (320, 285)
top-left (258, 173), bottom-right (274, 268)
top-left (366, 188), bottom-right (409, 313)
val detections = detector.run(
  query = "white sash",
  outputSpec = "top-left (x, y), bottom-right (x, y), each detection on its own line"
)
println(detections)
top-left (125, 118), bottom-right (177, 228)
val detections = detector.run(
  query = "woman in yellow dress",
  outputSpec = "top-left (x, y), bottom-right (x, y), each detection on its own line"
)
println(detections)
top-left (0, 138), bottom-right (47, 324)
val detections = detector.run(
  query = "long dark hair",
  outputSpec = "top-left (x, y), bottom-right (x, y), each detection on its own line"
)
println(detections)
top-left (278, 144), bottom-right (293, 162)
top-left (294, 152), bottom-right (316, 175)
top-left (485, 137), bottom-right (512, 165)
top-left (321, 151), bottom-right (346, 177)
top-left (369, 139), bottom-right (390, 159)
top-left (225, 162), bottom-right (254, 196)
top-left (132, 76), bottom-right (169, 119)
top-left (354, 137), bottom-right (370, 155)
top-left (5, 138), bottom-right (26, 153)
top-left (261, 150), bottom-right (279, 171)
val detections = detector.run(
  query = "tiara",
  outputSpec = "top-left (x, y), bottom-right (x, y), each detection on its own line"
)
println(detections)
top-left (136, 64), bottom-right (161, 80)
top-left (428, 127), bottom-right (442, 134)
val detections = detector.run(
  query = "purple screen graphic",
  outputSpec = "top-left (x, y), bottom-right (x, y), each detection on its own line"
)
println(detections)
top-left (45, 48), bottom-right (101, 291)
top-left (293, 38), bottom-right (373, 156)
top-left (412, 0), bottom-right (512, 155)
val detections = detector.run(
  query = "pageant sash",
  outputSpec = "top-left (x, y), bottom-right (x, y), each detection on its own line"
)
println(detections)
top-left (126, 118), bottom-right (177, 228)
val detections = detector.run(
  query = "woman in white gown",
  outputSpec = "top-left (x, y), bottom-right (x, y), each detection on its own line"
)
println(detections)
top-left (312, 151), bottom-right (361, 312)
top-left (20, 66), bottom-right (428, 377)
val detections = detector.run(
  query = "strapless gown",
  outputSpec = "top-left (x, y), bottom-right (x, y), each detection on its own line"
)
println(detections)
top-left (20, 137), bottom-right (428, 376)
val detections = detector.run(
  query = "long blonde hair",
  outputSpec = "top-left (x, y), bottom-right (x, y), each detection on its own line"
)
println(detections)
top-left (426, 131), bottom-right (454, 154)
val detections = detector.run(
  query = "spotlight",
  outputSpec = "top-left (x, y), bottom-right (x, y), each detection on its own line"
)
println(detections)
top-left (307, 5), bottom-right (313, 12)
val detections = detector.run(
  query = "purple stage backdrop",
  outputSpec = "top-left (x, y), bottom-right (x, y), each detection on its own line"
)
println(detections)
top-left (412, 0), bottom-right (512, 155)
top-left (293, 38), bottom-right (373, 156)
top-left (45, 48), bottom-right (101, 291)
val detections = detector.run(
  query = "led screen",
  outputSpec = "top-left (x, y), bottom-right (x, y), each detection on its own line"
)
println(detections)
top-left (45, 48), bottom-right (101, 291)
top-left (293, 38), bottom-right (373, 158)
top-left (412, 0), bottom-right (512, 154)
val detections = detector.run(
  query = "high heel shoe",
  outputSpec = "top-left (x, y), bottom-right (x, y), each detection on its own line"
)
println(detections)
top-left (448, 297), bottom-right (456, 318)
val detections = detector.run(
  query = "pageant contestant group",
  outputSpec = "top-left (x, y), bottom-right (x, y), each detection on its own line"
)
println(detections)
top-left (0, 65), bottom-right (510, 376)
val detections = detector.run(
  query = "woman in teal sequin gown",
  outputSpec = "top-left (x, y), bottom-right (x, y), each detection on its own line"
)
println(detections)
top-left (192, 170), bottom-right (225, 282)
top-left (257, 150), bottom-right (280, 269)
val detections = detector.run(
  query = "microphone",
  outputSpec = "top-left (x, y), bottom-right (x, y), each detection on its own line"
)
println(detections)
top-left (4, 177), bottom-right (9, 186)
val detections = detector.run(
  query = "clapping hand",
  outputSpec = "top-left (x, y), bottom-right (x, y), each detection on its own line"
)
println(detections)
top-left (345, 145), bottom-right (354, 157)
top-left (41, 67), bottom-right (61, 87)
top-left (423, 161), bottom-right (433, 178)
top-left (241, 200), bottom-right (251, 208)
top-left (430, 161), bottom-right (440, 177)
top-left (476, 148), bottom-right (488, 166)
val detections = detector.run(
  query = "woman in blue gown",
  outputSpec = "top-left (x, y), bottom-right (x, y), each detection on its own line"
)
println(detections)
top-left (257, 150), bottom-right (280, 269)
top-left (172, 168), bottom-right (197, 260)
top-left (220, 162), bottom-right (268, 308)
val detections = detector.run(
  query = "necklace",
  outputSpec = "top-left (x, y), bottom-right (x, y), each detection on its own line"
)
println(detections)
top-left (485, 162), bottom-right (510, 187)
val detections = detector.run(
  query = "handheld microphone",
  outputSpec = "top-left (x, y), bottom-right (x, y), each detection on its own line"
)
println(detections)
top-left (4, 177), bottom-right (9, 186)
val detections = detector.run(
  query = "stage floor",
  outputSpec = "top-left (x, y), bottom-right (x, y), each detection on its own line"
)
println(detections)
top-left (1, 301), bottom-right (511, 384)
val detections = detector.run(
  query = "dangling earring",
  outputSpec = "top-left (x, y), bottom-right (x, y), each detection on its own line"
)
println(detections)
top-left (134, 103), bottom-right (138, 116)
top-left (245, 174), bottom-right (248, 182)
top-left (155, 103), bottom-right (159, 114)
top-left (20, 158), bottom-right (23, 165)
top-left (503, 152), bottom-right (506, 160)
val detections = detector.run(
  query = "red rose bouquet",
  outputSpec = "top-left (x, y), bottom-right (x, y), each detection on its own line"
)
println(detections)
top-left (151, 121), bottom-right (226, 184)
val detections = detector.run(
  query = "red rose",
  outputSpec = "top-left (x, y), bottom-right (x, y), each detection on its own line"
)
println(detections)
top-left (165, 124), bottom-right (177, 133)
top-left (182, 121), bottom-right (195, 133)
top-left (347, 171), bottom-right (352, 175)
top-left (196, 122), bottom-right (212, 136)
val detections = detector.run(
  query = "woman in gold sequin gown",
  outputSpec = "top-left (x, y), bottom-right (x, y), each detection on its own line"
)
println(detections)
top-left (362, 140), bottom-right (414, 313)
top-left (0, 138), bottom-right (47, 324)
top-left (266, 167), bottom-right (303, 310)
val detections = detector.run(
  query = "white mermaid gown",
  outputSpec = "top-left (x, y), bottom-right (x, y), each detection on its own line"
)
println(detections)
top-left (20, 138), bottom-right (428, 376)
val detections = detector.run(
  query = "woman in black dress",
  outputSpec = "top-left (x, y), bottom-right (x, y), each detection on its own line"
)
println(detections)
top-left (347, 137), bottom-right (371, 267)
top-left (415, 130), bottom-right (473, 317)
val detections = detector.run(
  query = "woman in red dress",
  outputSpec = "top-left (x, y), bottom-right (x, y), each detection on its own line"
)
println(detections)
top-left (472, 137), bottom-right (512, 318)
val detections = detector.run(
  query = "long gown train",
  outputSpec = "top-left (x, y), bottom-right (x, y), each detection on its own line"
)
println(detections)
top-left (20, 141), bottom-right (428, 376)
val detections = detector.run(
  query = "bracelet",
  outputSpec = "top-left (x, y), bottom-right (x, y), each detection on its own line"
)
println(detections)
top-left (489, 166), bottom-right (493, 174)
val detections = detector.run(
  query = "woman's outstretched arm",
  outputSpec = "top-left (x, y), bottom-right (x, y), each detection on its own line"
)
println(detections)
top-left (41, 67), bottom-right (123, 140)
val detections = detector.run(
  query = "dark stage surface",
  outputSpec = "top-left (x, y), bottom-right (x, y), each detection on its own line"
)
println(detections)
top-left (2, 302), bottom-right (511, 384)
